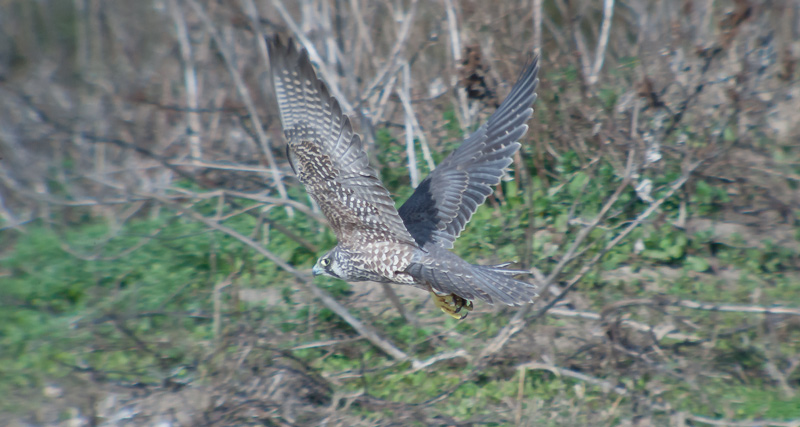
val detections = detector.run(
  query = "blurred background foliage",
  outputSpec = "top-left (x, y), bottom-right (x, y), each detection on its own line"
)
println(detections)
top-left (1, 0), bottom-right (800, 425)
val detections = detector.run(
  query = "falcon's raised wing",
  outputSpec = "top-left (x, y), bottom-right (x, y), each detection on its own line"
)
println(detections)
top-left (399, 56), bottom-right (539, 248)
top-left (269, 37), bottom-right (417, 248)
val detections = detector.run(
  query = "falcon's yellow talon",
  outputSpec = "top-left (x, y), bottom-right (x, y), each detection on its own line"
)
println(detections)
top-left (432, 292), bottom-right (473, 320)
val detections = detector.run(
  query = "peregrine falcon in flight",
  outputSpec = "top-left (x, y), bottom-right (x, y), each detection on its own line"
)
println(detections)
top-left (268, 36), bottom-right (539, 319)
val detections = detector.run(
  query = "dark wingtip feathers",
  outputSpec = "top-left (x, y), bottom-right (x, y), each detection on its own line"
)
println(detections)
top-left (399, 54), bottom-right (541, 249)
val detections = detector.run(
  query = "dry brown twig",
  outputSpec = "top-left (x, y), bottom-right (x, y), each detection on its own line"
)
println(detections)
top-left (680, 414), bottom-right (800, 427)
top-left (397, 59), bottom-right (436, 185)
top-left (532, 0), bottom-right (543, 55)
top-left (400, 62), bottom-right (420, 188)
top-left (148, 190), bottom-right (410, 360)
top-left (588, 0), bottom-right (615, 86)
top-left (604, 297), bottom-right (800, 318)
top-left (518, 361), bottom-right (800, 427)
top-left (147, 191), bottom-right (470, 371)
top-left (547, 306), bottom-right (702, 342)
top-left (269, 0), bottom-right (353, 113)
top-left (362, 0), bottom-right (419, 100)
top-left (517, 361), bottom-right (630, 396)
top-left (185, 0), bottom-right (290, 207)
top-left (444, 0), bottom-right (471, 132)
top-left (169, 187), bottom-right (326, 223)
top-left (168, 0), bottom-right (203, 161)
top-left (479, 149), bottom-right (637, 359)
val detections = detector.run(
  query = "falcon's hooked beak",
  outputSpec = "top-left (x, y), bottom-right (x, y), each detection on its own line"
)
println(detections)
top-left (312, 264), bottom-right (323, 277)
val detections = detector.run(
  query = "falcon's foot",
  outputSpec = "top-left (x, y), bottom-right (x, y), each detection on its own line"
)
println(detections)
top-left (432, 292), bottom-right (473, 320)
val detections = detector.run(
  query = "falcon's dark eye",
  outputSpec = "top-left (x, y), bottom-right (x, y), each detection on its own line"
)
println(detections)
top-left (320, 258), bottom-right (331, 267)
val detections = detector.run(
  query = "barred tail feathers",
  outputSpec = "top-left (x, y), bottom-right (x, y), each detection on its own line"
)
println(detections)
top-left (470, 263), bottom-right (538, 306)
top-left (407, 254), bottom-right (537, 306)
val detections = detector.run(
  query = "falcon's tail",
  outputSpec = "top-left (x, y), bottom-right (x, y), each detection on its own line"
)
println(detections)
top-left (407, 255), bottom-right (538, 307)
top-left (470, 263), bottom-right (538, 306)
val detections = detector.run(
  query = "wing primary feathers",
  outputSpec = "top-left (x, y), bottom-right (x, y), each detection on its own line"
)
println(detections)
top-left (399, 55), bottom-right (540, 248)
top-left (269, 35), bottom-right (418, 248)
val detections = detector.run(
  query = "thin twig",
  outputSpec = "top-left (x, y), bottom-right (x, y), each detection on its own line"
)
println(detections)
top-left (406, 350), bottom-right (469, 372)
top-left (444, 0), bottom-right (471, 131)
top-left (363, 0), bottom-right (419, 98)
top-left (547, 307), bottom-right (702, 342)
top-left (270, 0), bottom-right (353, 113)
top-left (213, 272), bottom-right (237, 345)
top-left (349, 0), bottom-right (374, 57)
top-left (529, 159), bottom-right (701, 324)
top-left (147, 191), bottom-right (410, 361)
top-left (185, 0), bottom-right (290, 204)
top-left (673, 299), bottom-right (800, 317)
top-left (481, 154), bottom-right (703, 360)
top-left (517, 361), bottom-right (629, 396)
top-left (170, 188), bottom-right (326, 223)
top-left (149, 192), bottom-right (469, 371)
top-left (588, 0), bottom-right (615, 86)
top-left (401, 62), bottom-right (420, 187)
top-left (168, 0), bottom-right (203, 161)
top-left (532, 0), bottom-right (543, 55)
top-left (397, 60), bottom-right (436, 180)
top-left (683, 414), bottom-right (800, 427)
top-left (373, 69), bottom-right (399, 124)
top-left (380, 282), bottom-right (420, 327)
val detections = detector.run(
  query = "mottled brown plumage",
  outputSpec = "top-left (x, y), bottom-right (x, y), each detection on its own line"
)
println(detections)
top-left (268, 36), bottom-right (540, 318)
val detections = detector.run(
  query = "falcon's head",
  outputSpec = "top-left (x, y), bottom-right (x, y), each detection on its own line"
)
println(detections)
top-left (312, 246), bottom-right (383, 282)
top-left (312, 247), bottom-right (346, 279)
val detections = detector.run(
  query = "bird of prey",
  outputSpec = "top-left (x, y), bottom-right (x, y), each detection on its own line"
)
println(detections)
top-left (268, 36), bottom-right (539, 319)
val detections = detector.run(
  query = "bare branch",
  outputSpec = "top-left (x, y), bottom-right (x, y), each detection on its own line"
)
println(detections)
top-left (444, 0), bottom-right (471, 131)
top-left (682, 414), bottom-right (800, 427)
top-left (588, 0), bottom-right (615, 86)
top-left (185, 0), bottom-right (290, 205)
top-left (147, 191), bottom-right (410, 361)
top-left (397, 60), bottom-right (436, 185)
top-left (168, 0), bottom-right (203, 161)
top-left (401, 64), bottom-right (419, 188)
top-left (672, 299), bottom-right (800, 317)
top-left (481, 154), bottom-right (703, 360)
top-left (363, 0), bottom-right (419, 98)
top-left (270, 0), bottom-right (353, 113)
top-left (547, 307), bottom-right (702, 342)
top-left (532, 0), bottom-right (543, 55)
top-left (518, 361), bottom-right (629, 396)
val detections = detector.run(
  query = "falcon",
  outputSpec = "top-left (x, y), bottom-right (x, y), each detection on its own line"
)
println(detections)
top-left (268, 36), bottom-right (539, 319)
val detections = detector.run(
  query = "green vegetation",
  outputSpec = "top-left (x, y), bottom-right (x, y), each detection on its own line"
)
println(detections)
top-left (3, 141), bottom-right (799, 424)
top-left (3, 0), bottom-right (800, 424)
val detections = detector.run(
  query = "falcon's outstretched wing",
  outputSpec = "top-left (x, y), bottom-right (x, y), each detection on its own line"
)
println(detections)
top-left (399, 57), bottom-right (540, 248)
top-left (269, 36), bottom-right (417, 248)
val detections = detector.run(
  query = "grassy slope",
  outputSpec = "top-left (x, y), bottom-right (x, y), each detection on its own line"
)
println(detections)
top-left (2, 120), bottom-right (799, 424)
